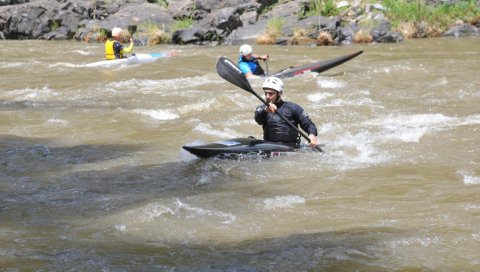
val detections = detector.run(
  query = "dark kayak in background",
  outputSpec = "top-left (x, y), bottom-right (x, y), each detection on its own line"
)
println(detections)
top-left (272, 50), bottom-right (363, 78)
top-left (183, 137), bottom-right (297, 159)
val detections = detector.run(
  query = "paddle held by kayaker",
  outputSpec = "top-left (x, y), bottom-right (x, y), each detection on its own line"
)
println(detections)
top-left (105, 27), bottom-right (134, 60)
top-left (238, 44), bottom-right (269, 78)
top-left (254, 76), bottom-right (318, 148)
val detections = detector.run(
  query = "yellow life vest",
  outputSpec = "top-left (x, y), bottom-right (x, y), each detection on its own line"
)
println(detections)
top-left (105, 40), bottom-right (119, 60)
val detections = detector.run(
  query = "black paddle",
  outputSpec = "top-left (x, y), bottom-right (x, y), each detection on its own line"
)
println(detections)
top-left (265, 60), bottom-right (269, 76)
top-left (127, 25), bottom-right (137, 36)
top-left (126, 25), bottom-right (137, 55)
top-left (216, 56), bottom-right (324, 153)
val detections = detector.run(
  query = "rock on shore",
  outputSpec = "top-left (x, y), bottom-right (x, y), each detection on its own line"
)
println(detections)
top-left (0, 0), bottom-right (478, 45)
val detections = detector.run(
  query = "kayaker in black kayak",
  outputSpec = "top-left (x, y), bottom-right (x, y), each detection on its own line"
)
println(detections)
top-left (105, 27), bottom-right (134, 60)
top-left (254, 76), bottom-right (318, 148)
top-left (238, 44), bottom-right (269, 78)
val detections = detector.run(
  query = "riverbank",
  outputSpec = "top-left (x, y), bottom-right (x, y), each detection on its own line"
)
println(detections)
top-left (0, 0), bottom-right (479, 46)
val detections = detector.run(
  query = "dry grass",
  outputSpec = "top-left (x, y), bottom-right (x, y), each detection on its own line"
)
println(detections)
top-left (400, 21), bottom-right (443, 38)
top-left (148, 29), bottom-right (171, 45)
top-left (256, 17), bottom-right (285, 45)
top-left (353, 29), bottom-right (373, 43)
top-left (424, 25), bottom-right (443, 38)
top-left (118, 29), bottom-right (132, 43)
top-left (398, 22), bottom-right (416, 38)
top-left (289, 28), bottom-right (315, 45)
top-left (256, 33), bottom-right (276, 45)
top-left (316, 31), bottom-right (333, 46)
top-left (468, 16), bottom-right (480, 26)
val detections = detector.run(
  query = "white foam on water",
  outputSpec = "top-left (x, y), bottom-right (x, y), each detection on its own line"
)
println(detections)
top-left (132, 109), bottom-right (179, 121)
top-left (385, 236), bottom-right (440, 248)
top-left (0, 61), bottom-right (24, 68)
top-left (331, 130), bottom-right (389, 166)
top-left (464, 204), bottom-right (480, 211)
top-left (47, 119), bottom-right (69, 126)
top-left (2, 86), bottom-right (59, 102)
top-left (48, 62), bottom-right (85, 68)
top-left (428, 76), bottom-right (448, 87)
top-left (457, 170), bottom-right (480, 185)
top-left (364, 113), bottom-right (455, 143)
top-left (106, 76), bottom-right (221, 94)
top-left (459, 114), bottom-right (480, 126)
top-left (318, 122), bottom-right (338, 134)
top-left (177, 98), bottom-right (216, 115)
top-left (323, 97), bottom-right (381, 108)
top-left (316, 78), bottom-right (346, 89)
top-left (175, 199), bottom-right (236, 224)
top-left (74, 50), bottom-right (92, 56)
top-left (263, 195), bottom-right (305, 210)
top-left (193, 123), bottom-right (241, 138)
top-left (307, 92), bottom-right (334, 102)
top-left (117, 198), bottom-right (236, 228)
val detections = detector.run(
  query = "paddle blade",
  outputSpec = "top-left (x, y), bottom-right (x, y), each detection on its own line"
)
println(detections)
top-left (216, 57), bottom-right (255, 94)
top-left (127, 24), bottom-right (137, 35)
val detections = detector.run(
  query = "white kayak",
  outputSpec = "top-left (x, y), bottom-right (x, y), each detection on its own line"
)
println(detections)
top-left (84, 52), bottom-right (175, 68)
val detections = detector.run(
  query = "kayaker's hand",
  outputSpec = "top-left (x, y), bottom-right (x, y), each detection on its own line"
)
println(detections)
top-left (308, 134), bottom-right (318, 147)
top-left (261, 54), bottom-right (269, 61)
top-left (265, 102), bottom-right (276, 113)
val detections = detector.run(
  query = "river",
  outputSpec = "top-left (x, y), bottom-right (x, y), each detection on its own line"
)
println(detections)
top-left (1, 38), bottom-right (479, 271)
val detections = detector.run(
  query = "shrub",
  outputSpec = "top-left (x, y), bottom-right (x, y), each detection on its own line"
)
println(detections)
top-left (353, 30), bottom-right (373, 43)
top-left (256, 17), bottom-right (286, 45)
top-left (316, 31), bottom-right (333, 46)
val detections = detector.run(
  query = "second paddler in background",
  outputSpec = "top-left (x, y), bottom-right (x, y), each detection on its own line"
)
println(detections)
top-left (238, 44), bottom-right (269, 78)
top-left (105, 27), bottom-right (134, 60)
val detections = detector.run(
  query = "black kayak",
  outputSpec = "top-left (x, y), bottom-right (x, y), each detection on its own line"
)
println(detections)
top-left (272, 50), bottom-right (363, 78)
top-left (183, 137), bottom-right (297, 159)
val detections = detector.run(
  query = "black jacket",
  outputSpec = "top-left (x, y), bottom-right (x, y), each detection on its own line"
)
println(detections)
top-left (254, 100), bottom-right (317, 146)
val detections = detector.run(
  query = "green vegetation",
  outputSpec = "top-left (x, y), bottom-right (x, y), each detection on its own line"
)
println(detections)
top-left (171, 18), bottom-right (194, 32)
top-left (266, 17), bottom-right (286, 35)
top-left (154, 0), bottom-right (168, 8)
top-left (305, 0), bottom-right (341, 17)
top-left (98, 28), bottom-right (108, 40)
top-left (138, 21), bottom-right (163, 33)
top-left (49, 20), bottom-right (60, 31)
top-left (383, 0), bottom-right (480, 30)
top-left (257, 17), bottom-right (286, 44)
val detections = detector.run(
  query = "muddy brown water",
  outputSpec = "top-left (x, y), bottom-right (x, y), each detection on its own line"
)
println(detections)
top-left (1, 38), bottom-right (479, 271)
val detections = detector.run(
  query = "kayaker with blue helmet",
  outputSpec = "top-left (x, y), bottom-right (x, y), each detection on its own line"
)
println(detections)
top-left (238, 44), bottom-right (269, 78)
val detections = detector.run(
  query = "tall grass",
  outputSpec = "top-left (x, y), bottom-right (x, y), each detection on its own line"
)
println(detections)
top-left (383, 0), bottom-right (480, 30)
top-left (171, 18), bottom-right (194, 32)
top-left (305, 0), bottom-right (340, 17)
top-left (257, 17), bottom-right (286, 44)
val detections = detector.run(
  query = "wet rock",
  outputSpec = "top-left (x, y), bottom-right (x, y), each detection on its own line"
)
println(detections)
top-left (376, 32), bottom-right (404, 43)
top-left (443, 23), bottom-right (479, 37)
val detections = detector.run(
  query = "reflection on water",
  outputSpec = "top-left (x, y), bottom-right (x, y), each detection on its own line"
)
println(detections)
top-left (1, 38), bottom-right (480, 271)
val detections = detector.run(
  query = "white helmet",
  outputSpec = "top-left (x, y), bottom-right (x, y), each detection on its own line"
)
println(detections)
top-left (239, 44), bottom-right (253, 56)
top-left (262, 76), bottom-right (284, 94)
top-left (111, 27), bottom-right (122, 37)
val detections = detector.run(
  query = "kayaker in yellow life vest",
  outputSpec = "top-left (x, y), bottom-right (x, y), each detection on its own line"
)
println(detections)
top-left (105, 27), bottom-right (133, 60)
